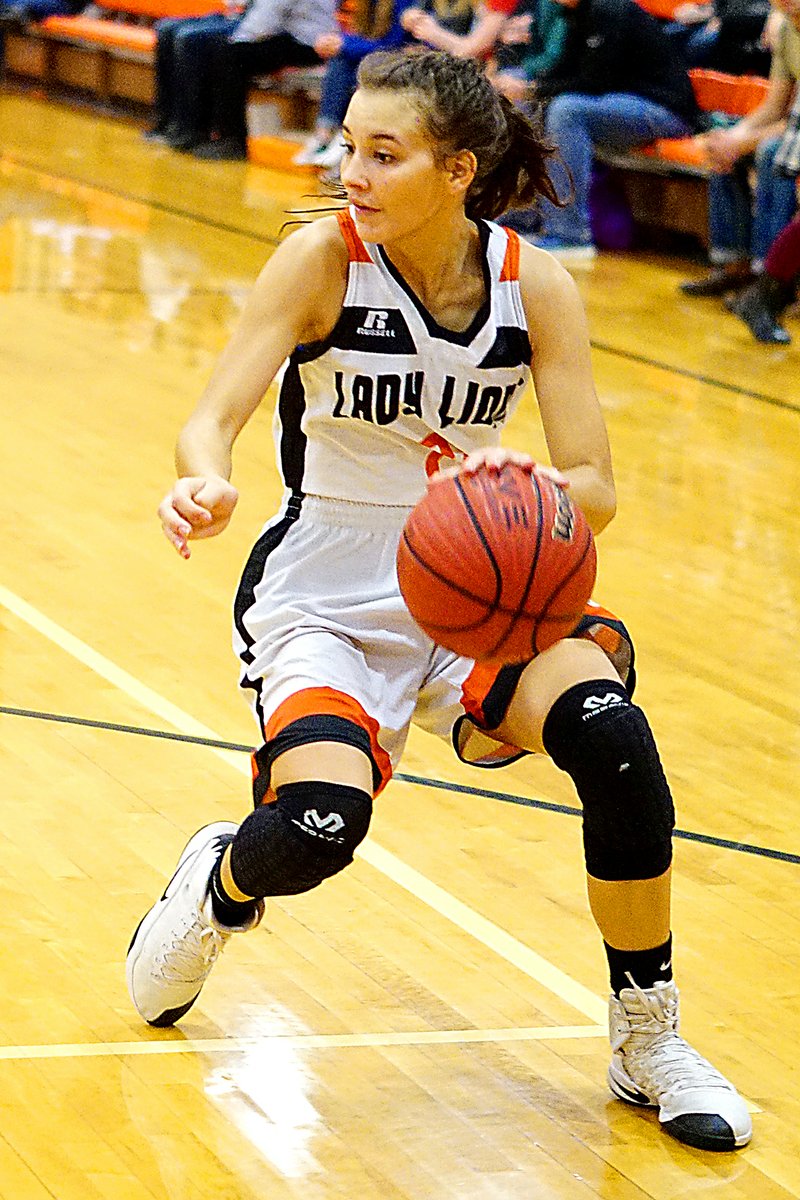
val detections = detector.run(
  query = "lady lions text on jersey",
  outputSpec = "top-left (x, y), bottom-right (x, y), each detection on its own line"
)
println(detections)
top-left (274, 210), bottom-right (533, 505)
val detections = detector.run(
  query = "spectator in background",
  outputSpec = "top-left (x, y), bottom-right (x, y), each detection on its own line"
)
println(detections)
top-left (401, 0), bottom-right (476, 44)
top-left (663, 1), bottom-right (771, 73)
top-left (505, 0), bottom-right (702, 261)
top-left (401, 0), bottom-right (518, 59)
top-left (294, 0), bottom-right (415, 170)
top-left (725, 103), bottom-right (800, 340)
top-left (189, 0), bottom-right (338, 161)
top-left (144, 4), bottom-right (244, 150)
top-left (680, 0), bottom-right (799, 298)
top-left (0, 0), bottom-right (82, 21)
top-left (490, 0), bottom-right (568, 103)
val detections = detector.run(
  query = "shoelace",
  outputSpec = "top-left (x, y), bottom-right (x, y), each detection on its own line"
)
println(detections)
top-left (620, 975), bottom-right (730, 1097)
top-left (155, 909), bottom-right (227, 985)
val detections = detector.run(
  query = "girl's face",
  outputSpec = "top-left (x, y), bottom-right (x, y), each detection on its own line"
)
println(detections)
top-left (340, 89), bottom-right (469, 244)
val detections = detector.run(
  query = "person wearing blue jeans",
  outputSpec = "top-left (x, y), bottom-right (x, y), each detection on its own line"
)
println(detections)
top-left (680, 3), bottom-right (800, 298)
top-left (0, 0), bottom-right (81, 19)
top-left (707, 134), bottom-right (797, 265)
top-left (294, 0), bottom-right (413, 169)
top-left (145, 12), bottom-right (241, 149)
top-left (502, 0), bottom-right (703, 261)
top-left (538, 93), bottom-right (692, 249)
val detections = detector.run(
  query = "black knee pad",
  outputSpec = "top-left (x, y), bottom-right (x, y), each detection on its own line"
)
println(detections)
top-left (542, 680), bottom-right (674, 881)
top-left (229, 780), bottom-right (373, 898)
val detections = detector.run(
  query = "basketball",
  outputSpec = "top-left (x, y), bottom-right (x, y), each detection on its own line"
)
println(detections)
top-left (396, 463), bottom-right (596, 663)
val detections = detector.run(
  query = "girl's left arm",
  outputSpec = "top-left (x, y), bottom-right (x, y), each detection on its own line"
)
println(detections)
top-left (519, 243), bottom-right (616, 534)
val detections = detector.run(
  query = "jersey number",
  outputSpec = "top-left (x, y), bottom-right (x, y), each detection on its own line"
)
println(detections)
top-left (421, 433), bottom-right (457, 479)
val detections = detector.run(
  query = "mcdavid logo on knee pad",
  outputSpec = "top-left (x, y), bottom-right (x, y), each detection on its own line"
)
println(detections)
top-left (582, 692), bottom-right (627, 719)
top-left (294, 809), bottom-right (346, 843)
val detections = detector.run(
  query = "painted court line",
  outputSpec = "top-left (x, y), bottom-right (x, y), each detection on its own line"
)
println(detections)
top-left (0, 582), bottom-right (600, 1024)
top-left (0, 1026), bottom-right (606, 1062)
top-left (0, 584), bottom-right (764, 1115)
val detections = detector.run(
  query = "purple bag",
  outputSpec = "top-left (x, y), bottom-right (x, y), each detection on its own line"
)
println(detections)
top-left (589, 165), bottom-right (637, 251)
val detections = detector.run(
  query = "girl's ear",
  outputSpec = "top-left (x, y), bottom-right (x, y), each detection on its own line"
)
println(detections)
top-left (444, 149), bottom-right (478, 196)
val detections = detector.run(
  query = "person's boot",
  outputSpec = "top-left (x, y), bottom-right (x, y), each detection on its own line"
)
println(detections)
top-left (679, 261), bottom-right (755, 298)
top-left (725, 273), bottom-right (795, 344)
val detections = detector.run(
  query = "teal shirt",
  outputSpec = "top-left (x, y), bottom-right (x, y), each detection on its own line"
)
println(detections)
top-left (518, 0), bottom-right (568, 80)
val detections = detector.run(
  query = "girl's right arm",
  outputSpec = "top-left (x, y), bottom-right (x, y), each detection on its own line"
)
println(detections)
top-left (159, 217), bottom-right (348, 557)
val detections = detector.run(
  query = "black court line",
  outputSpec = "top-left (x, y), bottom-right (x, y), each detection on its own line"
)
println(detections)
top-left (591, 340), bottom-right (800, 415)
top-left (3, 152), bottom-right (280, 248)
top-left (2, 705), bottom-right (798, 867)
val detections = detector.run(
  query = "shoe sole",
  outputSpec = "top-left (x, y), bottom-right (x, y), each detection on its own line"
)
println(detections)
top-left (126, 821), bottom-right (237, 1026)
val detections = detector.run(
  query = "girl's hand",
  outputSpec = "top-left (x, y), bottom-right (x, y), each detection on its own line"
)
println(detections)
top-left (492, 72), bottom-right (529, 103)
top-left (500, 12), bottom-right (532, 44)
top-left (314, 32), bottom-right (343, 58)
top-left (430, 446), bottom-right (569, 487)
top-left (400, 7), bottom-right (423, 30)
top-left (157, 475), bottom-right (239, 559)
top-left (702, 127), bottom-right (745, 173)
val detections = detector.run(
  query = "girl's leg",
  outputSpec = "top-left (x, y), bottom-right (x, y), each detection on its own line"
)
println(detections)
top-left (127, 703), bottom-right (379, 1026)
top-left (495, 637), bottom-right (672, 953)
top-left (150, 17), bottom-right (183, 134)
top-left (491, 637), bottom-right (751, 1151)
top-left (764, 212), bottom-right (800, 282)
top-left (216, 741), bottom-right (373, 911)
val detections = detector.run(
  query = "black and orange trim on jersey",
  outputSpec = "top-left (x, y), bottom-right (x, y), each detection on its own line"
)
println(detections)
top-left (250, 686), bottom-right (394, 805)
top-left (453, 600), bottom-right (636, 768)
top-left (498, 227), bottom-right (521, 282)
top-left (336, 209), bottom-right (374, 264)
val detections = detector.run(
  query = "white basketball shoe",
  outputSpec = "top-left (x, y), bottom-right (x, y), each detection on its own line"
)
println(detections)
top-left (127, 822), bottom-right (264, 1026)
top-left (608, 978), bottom-right (752, 1150)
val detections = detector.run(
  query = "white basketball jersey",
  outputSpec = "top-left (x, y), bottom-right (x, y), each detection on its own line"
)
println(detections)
top-left (273, 209), bottom-right (532, 506)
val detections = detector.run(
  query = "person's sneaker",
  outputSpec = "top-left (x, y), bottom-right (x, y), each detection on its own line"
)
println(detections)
top-left (608, 978), bottom-right (752, 1151)
top-left (525, 234), bottom-right (597, 263)
top-left (126, 822), bottom-right (263, 1027)
top-left (166, 129), bottom-right (206, 152)
top-left (142, 124), bottom-right (170, 144)
top-left (679, 263), bottom-right (754, 298)
top-left (316, 134), bottom-right (346, 171)
top-left (293, 132), bottom-right (331, 166)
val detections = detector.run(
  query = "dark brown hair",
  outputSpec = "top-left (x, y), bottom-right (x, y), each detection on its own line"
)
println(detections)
top-left (356, 48), bottom-right (563, 220)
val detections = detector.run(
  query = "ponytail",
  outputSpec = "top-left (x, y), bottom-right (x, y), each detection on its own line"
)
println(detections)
top-left (468, 91), bottom-right (563, 220)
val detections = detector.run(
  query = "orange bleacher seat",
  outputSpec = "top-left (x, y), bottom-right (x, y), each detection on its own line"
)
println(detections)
top-left (627, 69), bottom-right (770, 169)
top-left (41, 15), bottom-right (156, 50)
top-left (635, 0), bottom-right (684, 18)
top-left (689, 68), bottom-right (770, 118)
top-left (97, 0), bottom-right (224, 17)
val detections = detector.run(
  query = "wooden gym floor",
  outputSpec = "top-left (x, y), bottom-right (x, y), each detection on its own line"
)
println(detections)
top-left (1, 89), bottom-right (799, 1200)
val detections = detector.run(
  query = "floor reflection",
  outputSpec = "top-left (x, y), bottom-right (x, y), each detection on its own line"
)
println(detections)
top-left (0, 155), bottom-right (258, 357)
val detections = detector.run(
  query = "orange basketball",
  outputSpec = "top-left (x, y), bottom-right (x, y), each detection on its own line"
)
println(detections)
top-left (397, 463), bottom-right (596, 663)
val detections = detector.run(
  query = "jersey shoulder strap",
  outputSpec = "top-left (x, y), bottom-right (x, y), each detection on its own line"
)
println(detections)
top-left (498, 225), bottom-right (521, 283)
top-left (336, 209), bottom-right (374, 265)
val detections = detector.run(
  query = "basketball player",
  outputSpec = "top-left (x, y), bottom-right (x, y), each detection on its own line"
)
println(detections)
top-left (127, 49), bottom-right (751, 1152)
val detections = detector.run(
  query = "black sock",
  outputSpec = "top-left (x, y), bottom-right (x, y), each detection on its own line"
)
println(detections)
top-left (604, 934), bottom-right (673, 996)
top-left (209, 853), bottom-right (258, 927)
